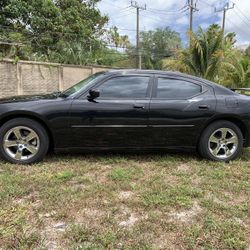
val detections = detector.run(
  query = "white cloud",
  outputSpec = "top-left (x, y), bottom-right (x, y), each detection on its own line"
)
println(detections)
top-left (176, 16), bottom-right (189, 25)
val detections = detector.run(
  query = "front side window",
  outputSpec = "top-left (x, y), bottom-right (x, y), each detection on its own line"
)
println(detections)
top-left (98, 76), bottom-right (150, 99)
top-left (61, 72), bottom-right (106, 97)
top-left (156, 78), bottom-right (202, 99)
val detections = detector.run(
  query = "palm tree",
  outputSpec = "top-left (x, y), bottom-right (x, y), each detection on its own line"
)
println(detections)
top-left (120, 35), bottom-right (130, 50)
top-left (184, 25), bottom-right (235, 80)
top-left (222, 56), bottom-right (250, 88)
top-left (110, 26), bottom-right (121, 50)
top-left (163, 25), bottom-right (235, 81)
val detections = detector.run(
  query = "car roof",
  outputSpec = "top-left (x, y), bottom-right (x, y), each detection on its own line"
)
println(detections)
top-left (108, 69), bottom-right (188, 76)
top-left (107, 69), bottom-right (208, 82)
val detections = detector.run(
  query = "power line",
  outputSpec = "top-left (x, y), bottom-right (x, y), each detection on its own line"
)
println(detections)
top-left (104, 26), bottom-right (137, 32)
top-left (140, 11), bottom-right (189, 23)
top-left (233, 8), bottom-right (250, 26)
top-left (199, 0), bottom-right (214, 8)
top-left (0, 39), bottom-right (176, 57)
top-left (226, 18), bottom-right (250, 38)
top-left (145, 6), bottom-right (189, 16)
top-left (99, 0), bottom-right (129, 10)
top-left (0, 24), bottom-right (104, 38)
top-left (109, 10), bottom-right (135, 19)
top-left (233, 9), bottom-right (250, 27)
top-left (147, 4), bottom-right (189, 13)
top-left (235, 5), bottom-right (250, 24)
top-left (0, 24), bottom-right (138, 39)
top-left (109, 7), bottom-right (133, 18)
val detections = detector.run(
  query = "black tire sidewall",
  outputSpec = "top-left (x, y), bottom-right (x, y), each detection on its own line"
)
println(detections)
top-left (0, 118), bottom-right (49, 164)
top-left (199, 120), bottom-right (243, 161)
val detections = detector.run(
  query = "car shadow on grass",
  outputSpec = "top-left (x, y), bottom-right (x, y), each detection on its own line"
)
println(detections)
top-left (1, 148), bottom-right (250, 165)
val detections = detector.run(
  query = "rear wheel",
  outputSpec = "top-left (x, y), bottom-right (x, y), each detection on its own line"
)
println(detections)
top-left (0, 118), bottom-right (49, 164)
top-left (199, 120), bottom-right (243, 161)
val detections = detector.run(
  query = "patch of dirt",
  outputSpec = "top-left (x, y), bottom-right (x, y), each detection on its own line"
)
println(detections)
top-left (165, 174), bottom-right (180, 186)
top-left (12, 191), bottom-right (41, 207)
top-left (233, 217), bottom-right (249, 228)
top-left (223, 191), bottom-right (249, 205)
top-left (13, 198), bottom-right (26, 204)
top-left (152, 232), bottom-right (184, 250)
top-left (71, 207), bottom-right (106, 229)
top-left (191, 175), bottom-right (202, 186)
top-left (207, 192), bottom-right (249, 207)
top-left (177, 163), bottom-right (191, 173)
top-left (118, 191), bottom-right (134, 200)
top-left (39, 211), bottom-right (57, 219)
top-left (83, 165), bottom-right (112, 184)
top-left (118, 213), bottom-right (139, 227)
top-left (168, 201), bottom-right (202, 223)
top-left (68, 180), bottom-right (86, 191)
top-left (82, 208), bottom-right (105, 218)
top-left (41, 219), bottom-right (67, 250)
top-left (116, 205), bottom-right (147, 228)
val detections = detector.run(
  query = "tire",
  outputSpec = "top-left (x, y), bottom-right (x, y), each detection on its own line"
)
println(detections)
top-left (198, 120), bottom-right (243, 161)
top-left (0, 118), bottom-right (49, 164)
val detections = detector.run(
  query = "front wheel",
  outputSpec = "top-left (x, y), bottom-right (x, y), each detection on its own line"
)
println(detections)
top-left (198, 121), bottom-right (243, 161)
top-left (0, 118), bottom-right (49, 164)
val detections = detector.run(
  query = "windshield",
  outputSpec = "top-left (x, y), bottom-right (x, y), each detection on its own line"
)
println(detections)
top-left (61, 72), bottom-right (106, 97)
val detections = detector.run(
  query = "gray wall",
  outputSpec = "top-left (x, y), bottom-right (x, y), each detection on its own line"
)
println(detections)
top-left (0, 59), bottom-right (115, 98)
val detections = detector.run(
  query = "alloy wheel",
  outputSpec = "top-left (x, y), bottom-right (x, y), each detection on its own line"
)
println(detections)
top-left (3, 126), bottom-right (40, 161)
top-left (208, 128), bottom-right (238, 160)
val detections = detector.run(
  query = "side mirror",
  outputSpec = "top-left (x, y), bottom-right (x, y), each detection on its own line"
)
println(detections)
top-left (88, 89), bottom-right (100, 99)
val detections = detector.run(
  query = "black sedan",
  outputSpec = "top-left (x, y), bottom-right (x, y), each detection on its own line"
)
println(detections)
top-left (0, 70), bottom-right (249, 164)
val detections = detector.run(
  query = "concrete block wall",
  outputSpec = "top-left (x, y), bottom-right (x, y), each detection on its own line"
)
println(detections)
top-left (0, 59), bottom-right (114, 98)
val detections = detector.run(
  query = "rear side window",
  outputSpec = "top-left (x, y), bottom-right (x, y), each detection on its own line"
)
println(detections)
top-left (156, 78), bottom-right (202, 99)
top-left (98, 76), bottom-right (150, 99)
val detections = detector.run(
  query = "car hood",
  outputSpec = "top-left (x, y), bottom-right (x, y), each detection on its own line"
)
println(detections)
top-left (0, 94), bottom-right (59, 104)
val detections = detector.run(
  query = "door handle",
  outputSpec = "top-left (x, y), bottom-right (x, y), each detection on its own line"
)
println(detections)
top-left (199, 105), bottom-right (210, 110)
top-left (133, 105), bottom-right (145, 109)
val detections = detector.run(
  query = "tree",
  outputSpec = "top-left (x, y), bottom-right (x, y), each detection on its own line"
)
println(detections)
top-left (221, 53), bottom-right (250, 88)
top-left (245, 45), bottom-right (250, 58)
top-left (163, 25), bottom-right (235, 81)
top-left (109, 26), bottom-right (121, 50)
top-left (107, 27), bottom-right (131, 52)
top-left (139, 27), bottom-right (181, 69)
top-left (120, 35), bottom-right (130, 50)
top-left (0, 0), bottom-right (108, 64)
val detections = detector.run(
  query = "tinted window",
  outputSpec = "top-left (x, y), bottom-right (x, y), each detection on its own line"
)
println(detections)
top-left (99, 76), bottom-right (150, 99)
top-left (62, 72), bottom-right (105, 97)
top-left (156, 78), bottom-right (202, 99)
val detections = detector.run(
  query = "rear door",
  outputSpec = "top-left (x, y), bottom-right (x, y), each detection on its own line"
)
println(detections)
top-left (148, 75), bottom-right (216, 148)
top-left (70, 74), bottom-right (153, 148)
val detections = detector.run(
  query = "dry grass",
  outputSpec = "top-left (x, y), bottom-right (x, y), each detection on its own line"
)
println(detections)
top-left (0, 150), bottom-right (249, 249)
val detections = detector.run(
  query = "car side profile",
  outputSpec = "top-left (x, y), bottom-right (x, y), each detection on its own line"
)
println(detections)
top-left (0, 69), bottom-right (249, 164)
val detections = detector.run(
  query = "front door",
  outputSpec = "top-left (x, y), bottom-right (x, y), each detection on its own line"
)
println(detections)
top-left (148, 76), bottom-right (216, 148)
top-left (70, 75), bottom-right (153, 148)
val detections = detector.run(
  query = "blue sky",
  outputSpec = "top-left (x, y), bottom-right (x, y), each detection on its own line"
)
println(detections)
top-left (98, 0), bottom-right (250, 47)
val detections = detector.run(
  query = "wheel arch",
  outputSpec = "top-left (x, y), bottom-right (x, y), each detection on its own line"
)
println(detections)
top-left (198, 115), bottom-right (249, 147)
top-left (0, 112), bottom-right (54, 151)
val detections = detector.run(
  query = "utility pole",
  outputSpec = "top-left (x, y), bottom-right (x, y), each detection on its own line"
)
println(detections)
top-left (188, 0), bottom-right (198, 48)
top-left (130, 1), bottom-right (146, 69)
top-left (215, 1), bottom-right (235, 34)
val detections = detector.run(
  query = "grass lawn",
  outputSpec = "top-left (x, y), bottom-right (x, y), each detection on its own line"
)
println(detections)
top-left (0, 150), bottom-right (249, 249)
